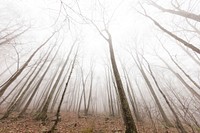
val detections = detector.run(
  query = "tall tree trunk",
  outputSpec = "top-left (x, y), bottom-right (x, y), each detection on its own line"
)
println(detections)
top-left (17, 42), bottom-right (60, 117)
top-left (85, 71), bottom-right (93, 115)
top-left (144, 14), bottom-right (200, 54)
top-left (0, 47), bottom-right (51, 119)
top-left (162, 45), bottom-right (200, 90)
top-left (123, 67), bottom-right (142, 122)
top-left (143, 56), bottom-right (187, 133)
top-left (106, 31), bottom-right (138, 133)
top-left (78, 68), bottom-right (89, 117)
top-left (35, 42), bottom-right (76, 120)
top-left (0, 64), bottom-right (34, 105)
top-left (131, 53), bottom-right (173, 127)
top-left (0, 32), bottom-right (56, 97)
top-left (90, 20), bottom-right (138, 132)
top-left (47, 45), bottom-right (78, 133)
top-left (135, 79), bottom-right (157, 133)
top-left (34, 63), bottom-right (61, 114)
top-left (106, 68), bottom-right (115, 116)
top-left (67, 75), bottom-right (78, 111)
top-left (158, 55), bottom-right (200, 101)
top-left (50, 62), bottom-right (72, 113)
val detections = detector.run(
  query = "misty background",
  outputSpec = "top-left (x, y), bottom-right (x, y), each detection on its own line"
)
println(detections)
top-left (0, 1), bottom-right (200, 131)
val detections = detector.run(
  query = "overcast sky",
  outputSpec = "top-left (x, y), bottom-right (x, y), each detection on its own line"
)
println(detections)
top-left (1, 0), bottom-right (199, 79)
top-left (1, 0), bottom-right (200, 109)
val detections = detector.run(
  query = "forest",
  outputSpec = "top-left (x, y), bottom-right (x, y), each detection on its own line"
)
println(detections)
top-left (0, 0), bottom-right (200, 133)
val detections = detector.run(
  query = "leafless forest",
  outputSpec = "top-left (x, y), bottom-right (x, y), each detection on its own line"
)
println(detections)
top-left (0, 0), bottom-right (200, 133)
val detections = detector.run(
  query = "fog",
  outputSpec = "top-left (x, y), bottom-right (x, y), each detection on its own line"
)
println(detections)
top-left (0, 0), bottom-right (200, 132)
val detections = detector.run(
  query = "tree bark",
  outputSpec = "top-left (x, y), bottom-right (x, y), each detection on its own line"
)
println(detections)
top-left (106, 32), bottom-right (138, 133)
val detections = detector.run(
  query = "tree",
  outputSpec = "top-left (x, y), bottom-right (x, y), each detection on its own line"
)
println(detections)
top-left (92, 25), bottom-right (138, 132)
top-left (142, 13), bottom-right (200, 55)
top-left (35, 40), bottom-right (77, 121)
top-left (0, 43), bottom-right (57, 119)
top-left (18, 41), bottom-right (62, 118)
top-left (0, 32), bottom-right (57, 97)
top-left (46, 44), bottom-right (79, 133)
top-left (142, 56), bottom-right (187, 133)
top-left (149, 1), bottom-right (200, 22)
top-left (130, 51), bottom-right (173, 127)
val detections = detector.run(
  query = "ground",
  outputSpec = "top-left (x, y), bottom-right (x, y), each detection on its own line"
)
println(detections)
top-left (0, 112), bottom-right (195, 133)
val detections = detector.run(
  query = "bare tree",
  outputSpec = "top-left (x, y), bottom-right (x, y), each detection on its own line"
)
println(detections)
top-left (94, 27), bottom-right (138, 132)
top-left (35, 41), bottom-right (77, 121)
top-left (142, 55), bottom-right (187, 133)
top-left (129, 50), bottom-right (173, 127)
top-left (0, 32), bottom-right (57, 97)
top-left (157, 55), bottom-right (200, 101)
top-left (149, 1), bottom-right (200, 22)
top-left (0, 43), bottom-right (56, 119)
top-left (17, 41), bottom-right (62, 118)
top-left (122, 65), bottom-right (142, 122)
top-left (0, 26), bottom-right (29, 46)
top-left (85, 68), bottom-right (94, 115)
top-left (46, 44), bottom-right (79, 133)
top-left (138, 3), bottom-right (200, 55)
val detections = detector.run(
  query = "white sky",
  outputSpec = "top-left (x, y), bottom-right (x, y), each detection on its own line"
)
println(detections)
top-left (1, 0), bottom-right (199, 80)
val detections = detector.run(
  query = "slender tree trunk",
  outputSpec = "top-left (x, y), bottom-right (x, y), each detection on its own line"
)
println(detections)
top-left (0, 27), bottom-right (29, 45)
top-left (143, 57), bottom-right (187, 133)
top-left (145, 15), bottom-right (200, 54)
top-left (158, 55), bottom-right (200, 101)
top-left (0, 32), bottom-right (56, 97)
top-left (91, 20), bottom-right (138, 132)
top-left (35, 64), bottom-right (61, 114)
top-left (168, 86), bottom-right (200, 128)
top-left (123, 67), bottom-right (142, 122)
top-left (85, 71), bottom-right (93, 115)
top-left (0, 48), bottom-right (51, 119)
top-left (34, 42), bottom-right (75, 120)
top-left (135, 79), bottom-right (157, 133)
top-left (131, 53), bottom-right (173, 127)
top-left (150, 1), bottom-right (200, 22)
top-left (162, 45), bottom-right (200, 90)
top-left (18, 43), bottom-right (60, 117)
top-left (47, 45), bottom-right (78, 133)
top-left (0, 65), bottom-right (34, 105)
top-left (50, 62), bottom-right (72, 113)
top-left (78, 68), bottom-right (89, 117)
top-left (106, 32), bottom-right (138, 133)
top-left (67, 75), bottom-right (78, 111)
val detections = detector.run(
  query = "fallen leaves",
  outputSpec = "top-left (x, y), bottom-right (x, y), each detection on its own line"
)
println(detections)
top-left (0, 112), bottom-right (194, 133)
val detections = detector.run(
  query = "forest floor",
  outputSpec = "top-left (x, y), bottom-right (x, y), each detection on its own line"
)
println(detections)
top-left (0, 112), bottom-right (194, 133)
